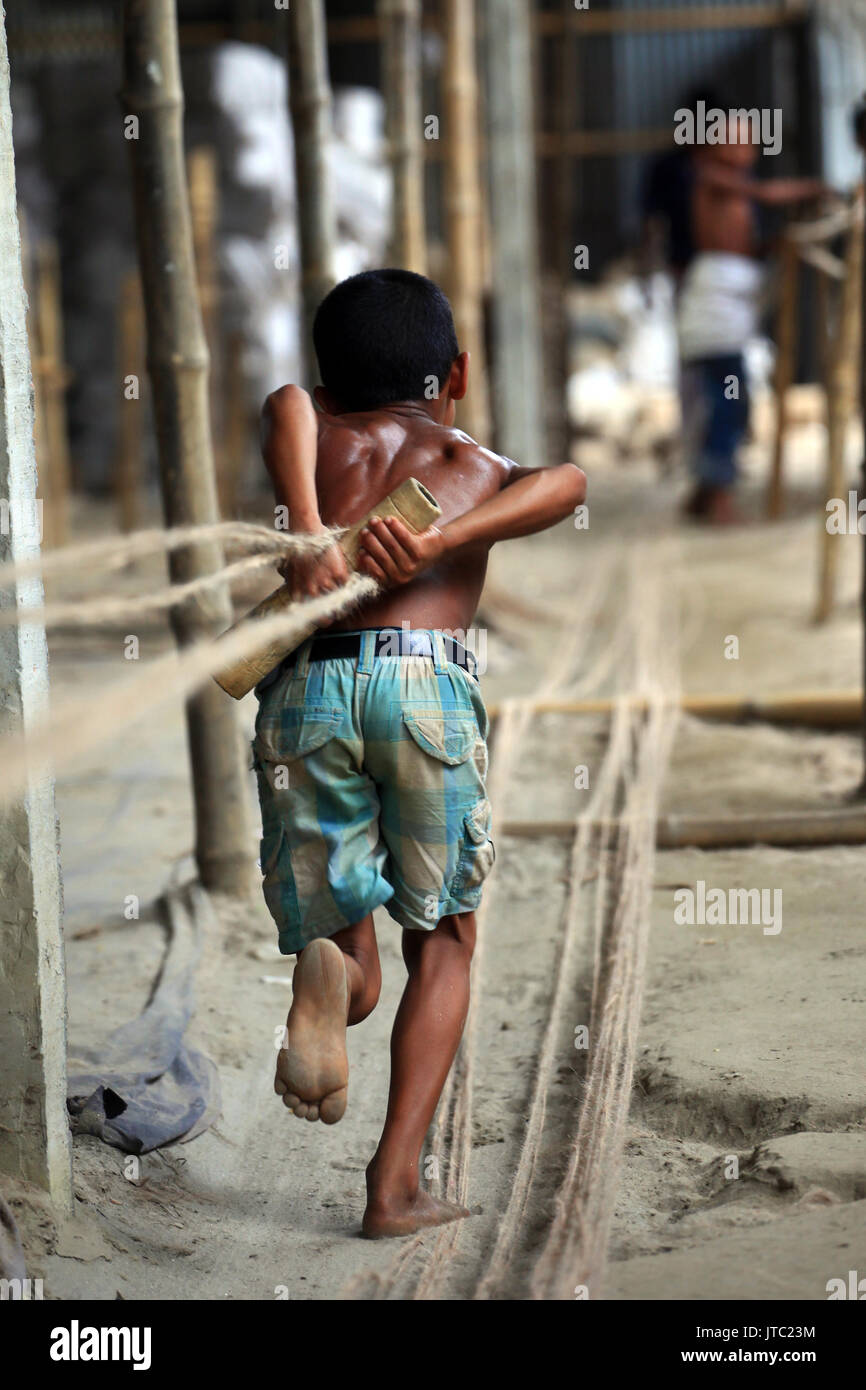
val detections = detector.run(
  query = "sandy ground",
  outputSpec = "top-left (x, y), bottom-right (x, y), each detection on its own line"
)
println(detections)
top-left (7, 431), bottom-right (866, 1301)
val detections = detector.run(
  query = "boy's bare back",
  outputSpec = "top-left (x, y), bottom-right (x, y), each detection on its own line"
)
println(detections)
top-left (313, 404), bottom-right (509, 633)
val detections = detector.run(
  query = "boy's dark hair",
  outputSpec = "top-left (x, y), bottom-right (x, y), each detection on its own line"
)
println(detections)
top-left (312, 268), bottom-right (459, 411)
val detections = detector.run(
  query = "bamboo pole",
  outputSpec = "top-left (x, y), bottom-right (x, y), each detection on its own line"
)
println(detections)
top-left (379, 0), bottom-right (426, 273)
top-left (500, 807), bottom-right (866, 850)
top-left (115, 267), bottom-right (145, 533)
top-left (486, 689), bottom-right (863, 728)
top-left (34, 239), bottom-right (71, 545)
top-left (482, 0), bottom-right (544, 469)
top-left (121, 0), bottom-right (253, 897)
top-left (766, 234), bottom-right (800, 519)
top-left (548, 0), bottom-right (577, 464)
top-left (187, 145), bottom-right (231, 514)
top-left (443, 0), bottom-right (489, 444)
top-left (815, 193), bottom-right (864, 623)
top-left (222, 329), bottom-right (247, 517)
top-left (286, 0), bottom-right (337, 384)
top-left (187, 147), bottom-right (218, 345)
top-left (18, 213), bottom-right (55, 549)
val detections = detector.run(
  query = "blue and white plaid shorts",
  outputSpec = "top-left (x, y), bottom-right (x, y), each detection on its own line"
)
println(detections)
top-left (253, 629), bottom-right (494, 954)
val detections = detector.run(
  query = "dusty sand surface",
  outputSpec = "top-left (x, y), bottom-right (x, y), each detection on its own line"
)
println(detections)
top-left (8, 451), bottom-right (866, 1300)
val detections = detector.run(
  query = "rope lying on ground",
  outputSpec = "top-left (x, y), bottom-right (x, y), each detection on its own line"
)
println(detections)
top-left (529, 550), bottom-right (680, 1300)
top-left (410, 581), bottom-right (614, 1302)
top-left (472, 696), bottom-right (632, 1299)
top-left (342, 558), bottom-right (618, 1302)
top-left (0, 571), bottom-right (377, 808)
top-left (353, 544), bottom-right (679, 1302)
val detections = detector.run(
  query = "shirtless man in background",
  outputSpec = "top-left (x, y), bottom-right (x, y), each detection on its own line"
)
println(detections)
top-left (256, 269), bottom-right (585, 1237)
top-left (679, 113), bottom-right (827, 523)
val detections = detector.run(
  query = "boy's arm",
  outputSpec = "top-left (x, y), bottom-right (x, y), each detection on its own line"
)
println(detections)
top-left (441, 461), bottom-right (585, 547)
top-left (697, 161), bottom-right (830, 207)
top-left (357, 461), bottom-right (586, 587)
top-left (260, 384), bottom-right (349, 599)
top-left (261, 384), bottom-right (321, 531)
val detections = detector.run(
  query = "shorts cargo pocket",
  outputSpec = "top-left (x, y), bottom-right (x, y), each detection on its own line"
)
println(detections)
top-left (450, 798), bottom-right (495, 898)
top-left (254, 702), bottom-right (342, 766)
top-left (259, 825), bottom-right (299, 929)
top-left (402, 710), bottom-right (479, 766)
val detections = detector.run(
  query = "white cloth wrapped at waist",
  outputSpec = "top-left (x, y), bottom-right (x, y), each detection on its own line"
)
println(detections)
top-left (677, 252), bottom-right (765, 361)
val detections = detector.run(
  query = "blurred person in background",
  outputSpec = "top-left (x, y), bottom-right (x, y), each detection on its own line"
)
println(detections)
top-left (677, 111), bottom-right (827, 524)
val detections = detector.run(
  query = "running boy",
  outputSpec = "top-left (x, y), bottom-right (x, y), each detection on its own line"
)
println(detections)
top-left (256, 269), bottom-right (585, 1237)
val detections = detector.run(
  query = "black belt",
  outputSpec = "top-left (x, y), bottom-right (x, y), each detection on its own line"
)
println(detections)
top-left (300, 629), bottom-right (476, 673)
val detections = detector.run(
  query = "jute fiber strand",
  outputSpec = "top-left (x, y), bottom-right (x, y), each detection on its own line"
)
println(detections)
top-left (214, 476), bottom-right (441, 699)
top-left (472, 697), bottom-right (633, 1299)
top-left (410, 570), bottom-right (618, 1302)
top-left (0, 550), bottom-right (296, 630)
top-left (343, 558), bottom-right (619, 1300)
top-left (350, 545), bottom-right (681, 1301)
top-left (529, 552), bottom-right (681, 1301)
top-left (0, 572), bottom-right (377, 809)
top-left (0, 518), bottom-right (340, 590)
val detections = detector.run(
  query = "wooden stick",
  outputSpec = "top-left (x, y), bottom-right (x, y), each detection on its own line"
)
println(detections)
top-left (121, 0), bottom-right (253, 897)
top-left (18, 213), bottom-right (54, 549)
top-left (482, 0), bottom-right (544, 469)
top-left (767, 235), bottom-right (800, 520)
top-left (187, 146), bottom-right (227, 513)
top-left (286, 0), bottom-right (337, 383)
top-left (214, 476), bottom-right (442, 699)
top-left (815, 193), bottom-right (864, 623)
top-left (379, 0), bottom-right (426, 272)
top-left (443, 0), bottom-right (490, 444)
top-left (486, 690), bottom-right (863, 728)
top-left (114, 268), bottom-right (145, 534)
top-left (34, 239), bottom-right (71, 546)
top-left (500, 807), bottom-right (866, 849)
top-left (221, 330), bottom-right (247, 518)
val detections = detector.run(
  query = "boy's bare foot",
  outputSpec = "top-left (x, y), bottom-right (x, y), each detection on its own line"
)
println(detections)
top-left (706, 487), bottom-right (744, 526)
top-left (361, 1187), bottom-right (471, 1239)
top-left (275, 937), bottom-right (349, 1125)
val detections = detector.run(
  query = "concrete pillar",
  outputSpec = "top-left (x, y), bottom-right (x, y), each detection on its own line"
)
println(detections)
top-left (0, 10), bottom-right (73, 1212)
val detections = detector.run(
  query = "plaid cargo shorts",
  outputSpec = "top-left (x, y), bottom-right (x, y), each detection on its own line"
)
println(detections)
top-left (252, 629), bottom-right (494, 955)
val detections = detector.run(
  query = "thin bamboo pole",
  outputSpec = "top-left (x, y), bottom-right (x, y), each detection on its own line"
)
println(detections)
top-left (187, 145), bottom-right (226, 507)
top-left (115, 267), bottom-right (145, 533)
top-left (548, 0), bottom-right (577, 464)
top-left (222, 329), bottom-right (247, 517)
top-left (443, 0), bottom-right (489, 443)
top-left (379, 0), bottom-right (426, 273)
top-left (500, 807), bottom-right (866, 850)
top-left (18, 213), bottom-right (55, 549)
top-left (121, 0), bottom-right (253, 897)
top-left (486, 689), bottom-right (863, 728)
top-left (767, 234), bottom-right (800, 519)
top-left (815, 193), bottom-right (864, 623)
top-left (482, 0), bottom-right (544, 469)
top-left (286, 0), bottom-right (337, 383)
top-left (34, 239), bottom-right (71, 544)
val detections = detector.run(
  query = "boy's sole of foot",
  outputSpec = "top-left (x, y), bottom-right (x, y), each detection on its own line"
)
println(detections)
top-left (361, 1191), bottom-right (472, 1239)
top-left (274, 937), bottom-right (349, 1124)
